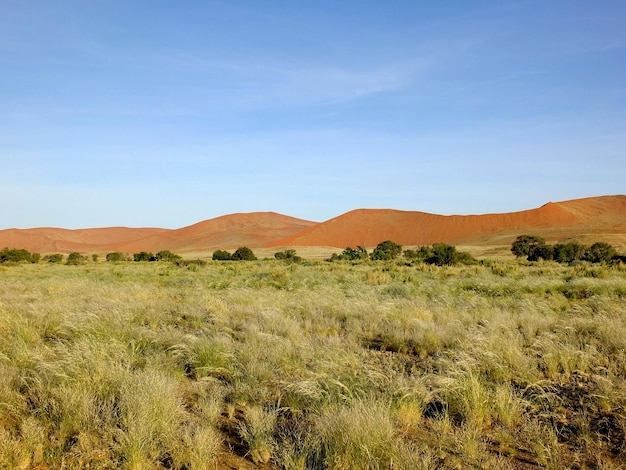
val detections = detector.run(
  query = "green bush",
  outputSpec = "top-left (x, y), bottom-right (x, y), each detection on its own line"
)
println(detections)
top-left (512, 237), bottom-right (621, 264)
top-left (0, 247), bottom-right (35, 264)
top-left (66, 252), bottom-right (87, 265)
top-left (155, 250), bottom-right (182, 262)
top-left (43, 253), bottom-right (64, 263)
top-left (528, 244), bottom-right (553, 261)
top-left (274, 249), bottom-right (302, 262)
top-left (106, 252), bottom-right (128, 262)
top-left (584, 242), bottom-right (617, 263)
top-left (371, 241), bottom-right (402, 261)
top-left (328, 246), bottom-right (368, 262)
top-left (133, 251), bottom-right (156, 262)
top-left (405, 244), bottom-right (474, 266)
top-left (232, 246), bottom-right (257, 261)
top-left (430, 243), bottom-right (460, 266)
top-left (212, 250), bottom-right (232, 261)
top-left (553, 242), bottom-right (585, 263)
top-left (511, 235), bottom-right (551, 261)
top-left (404, 246), bottom-right (433, 262)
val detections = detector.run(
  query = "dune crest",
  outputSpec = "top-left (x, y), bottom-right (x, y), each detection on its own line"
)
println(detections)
top-left (1, 196), bottom-right (624, 254)
top-left (267, 195), bottom-right (626, 249)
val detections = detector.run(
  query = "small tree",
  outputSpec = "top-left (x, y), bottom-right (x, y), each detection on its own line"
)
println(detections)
top-left (342, 246), bottom-right (368, 260)
top-left (43, 253), bottom-right (63, 263)
top-left (66, 252), bottom-right (86, 265)
top-left (584, 242), bottom-right (617, 263)
top-left (528, 244), bottom-right (553, 261)
top-left (553, 242), bottom-right (585, 263)
top-left (212, 250), bottom-right (232, 261)
top-left (511, 235), bottom-right (546, 259)
top-left (430, 243), bottom-right (460, 266)
top-left (156, 250), bottom-right (182, 262)
top-left (404, 246), bottom-right (433, 262)
top-left (232, 246), bottom-right (256, 261)
top-left (133, 251), bottom-right (156, 262)
top-left (274, 249), bottom-right (302, 262)
top-left (371, 241), bottom-right (402, 261)
top-left (0, 248), bottom-right (33, 264)
top-left (106, 252), bottom-right (127, 262)
top-left (92, 254), bottom-right (99, 263)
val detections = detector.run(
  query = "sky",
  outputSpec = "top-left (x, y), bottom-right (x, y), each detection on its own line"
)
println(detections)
top-left (1, 1), bottom-right (625, 229)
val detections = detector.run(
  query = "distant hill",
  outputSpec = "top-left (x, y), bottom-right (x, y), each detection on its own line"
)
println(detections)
top-left (267, 195), bottom-right (626, 250)
top-left (0, 227), bottom-right (167, 254)
top-left (1, 195), bottom-right (624, 255)
top-left (112, 212), bottom-right (317, 253)
top-left (0, 212), bottom-right (316, 254)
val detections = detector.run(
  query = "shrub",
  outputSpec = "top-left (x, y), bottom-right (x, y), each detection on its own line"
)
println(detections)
top-left (553, 242), bottom-right (585, 263)
top-left (528, 243), bottom-right (553, 261)
top-left (511, 235), bottom-right (546, 259)
top-left (274, 249), bottom-right (302, 262)
top-left (212, 250), bottom-right (232, 261)
top-left (405, 244), bottom-right (475, 266)
top-left (404, 246), bottom-right (433, 262)
top-left (343, 246), bottom-right (368, 260)
top-left (328, 246), bottom-right (368, 262)
top-left (155, 250), bottom-right (182, 262)
top-left (584, 242), bottom-right (617, 263)
top-left (106, 252), bottom-right (128, 262)
top-left (133, 251), bottom-right (156, 262)
top-left (66, 252), bottom-right (87, 265)
top-left (0, 248), bottom-right (34, 264)
top-left (371, 240), bottom-right (402, 260)
top-left (430, 243), bottom-right (460, 266)
top-left (231, 246), bottom-right (256, 261)
top-left (511, 235), bottom-right (554, 261)
top-left (43, 253), bottom-right (63, 263)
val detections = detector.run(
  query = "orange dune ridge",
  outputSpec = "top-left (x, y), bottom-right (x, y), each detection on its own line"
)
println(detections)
top-left (0, 227), bottom-right (168, 254)
top-left (112, 212), bottom-right (317, 253)
top-left (0, 212), bottom-right (316, 254)
top-left (1, 195), bottom-right (624, 254)
top-left (266, 195), bottom-right (626, 249)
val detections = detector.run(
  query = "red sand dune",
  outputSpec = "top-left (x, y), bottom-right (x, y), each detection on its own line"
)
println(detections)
top-left (0, 227), bottom-right (167, 254)
top-left (267, 195), bottom-right (626, 249)
top-left (1, 195), bottom-right (624, 254)
top-left (112, 212), bottom-right (317, 253)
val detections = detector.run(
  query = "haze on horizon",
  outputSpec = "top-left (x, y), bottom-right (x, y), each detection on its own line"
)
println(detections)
top-left (1, 1), bottom-right (624, 230)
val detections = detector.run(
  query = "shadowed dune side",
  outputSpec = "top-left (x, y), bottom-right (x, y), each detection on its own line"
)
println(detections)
top-left (267, 195), bottom-right (626, 250)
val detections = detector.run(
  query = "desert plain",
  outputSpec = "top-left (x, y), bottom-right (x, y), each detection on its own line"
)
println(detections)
top-left (0, 195), bottom-right (625, 469)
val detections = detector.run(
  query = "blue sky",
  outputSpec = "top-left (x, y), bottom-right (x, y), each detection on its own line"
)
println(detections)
top-left (1, 1), bottom-right (624, 229)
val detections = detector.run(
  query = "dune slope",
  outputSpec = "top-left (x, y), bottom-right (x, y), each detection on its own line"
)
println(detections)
top-left (113, 212), bottom-right (317, 253)
top-left (1, 196), bottom-right (624, 254)
top-left (267, 195), bottom-right (626, 249)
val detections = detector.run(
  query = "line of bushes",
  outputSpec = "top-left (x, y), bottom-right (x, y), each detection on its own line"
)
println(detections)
top-left (212, 247), bottom-right (257, 261)
top-left (511, 235), bottom-right (624, 263)
top-left (328, 241), bottom-right (475, 266)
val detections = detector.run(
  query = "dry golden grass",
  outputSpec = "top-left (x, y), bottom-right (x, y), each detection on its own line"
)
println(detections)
top-left (0, 259), bottom-right (625, 468)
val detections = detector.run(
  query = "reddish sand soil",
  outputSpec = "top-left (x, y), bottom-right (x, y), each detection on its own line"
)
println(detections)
top-left (267, 195), bottom-right (626, 250)
top-left (0, 227), bottom-right (167, 254)
top-left (0, 212), bottom-right (316, 254)
top-left (1, 195), bottom-right (624, 254)
top-left (112, 212), bottom-right (317, 253)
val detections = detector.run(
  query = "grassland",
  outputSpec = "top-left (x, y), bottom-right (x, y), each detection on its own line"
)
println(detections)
top-left (0, 259), bottom-right (625, 469)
